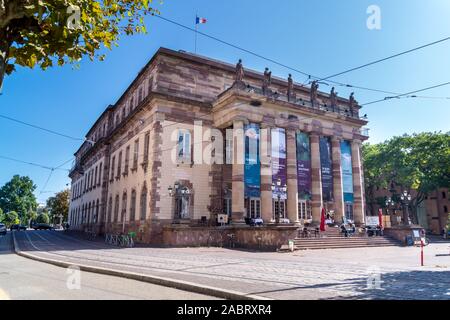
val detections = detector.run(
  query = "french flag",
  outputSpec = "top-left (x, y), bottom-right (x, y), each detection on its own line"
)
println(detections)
top-left (196, 16), bottom-right (207, 24)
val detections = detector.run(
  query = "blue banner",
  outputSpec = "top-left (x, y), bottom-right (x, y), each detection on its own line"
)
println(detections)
top-left (320, 137), bottom-right (333, 201)
top-left (341, 140), bottom-right (354, 203)
top-left (244, 124), bottom-right (260, 198)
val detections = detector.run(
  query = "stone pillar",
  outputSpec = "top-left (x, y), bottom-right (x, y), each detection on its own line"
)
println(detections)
top-left (231, 119), bottom-right (245, 224)
top-left (260, 125), bottom-right (273, 223)
top-left (310, 133), bottom-right (323, 225)
top-left (331, 137), bottom-right (344, 224)
top-left (286, 129), bottom-right (299, 224)
top-left (351, 140), bottom-right (365, 225)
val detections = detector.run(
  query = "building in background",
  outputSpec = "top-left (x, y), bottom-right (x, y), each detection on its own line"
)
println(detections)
top-left (68, 48), bottom-right (369, 248)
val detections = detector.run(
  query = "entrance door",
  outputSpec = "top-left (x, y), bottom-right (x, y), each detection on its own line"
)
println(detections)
top-left (345, 202), bottom-right (354, 222)
top-left (273, 200), bottom-right (286, 220)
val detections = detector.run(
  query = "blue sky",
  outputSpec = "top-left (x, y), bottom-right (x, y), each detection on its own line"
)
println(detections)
top-left (0, 0), bottom-right (449, 204)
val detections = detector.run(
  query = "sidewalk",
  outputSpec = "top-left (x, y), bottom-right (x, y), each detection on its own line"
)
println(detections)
top-left (13, 230), bottom-right (450, 300)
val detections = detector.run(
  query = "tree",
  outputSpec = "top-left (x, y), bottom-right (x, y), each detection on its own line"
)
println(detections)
top-left (0, 1), bottom-right (161, 90)
top-left (4, 211), bottom-right (19, 227)
top-left (36, 212), bottom-right (50, 224)
top-left (0, 175), bottom-right (37, 221)
top-left (0, 207), bottom-right (4, 223)
top-left (46, 189), bottom-right (70, 223)
top-left (363, 132), bottom-right (450, 224)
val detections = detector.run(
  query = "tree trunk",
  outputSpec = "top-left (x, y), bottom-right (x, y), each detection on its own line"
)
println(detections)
top-left (0, 29), bottom-right (9, 93)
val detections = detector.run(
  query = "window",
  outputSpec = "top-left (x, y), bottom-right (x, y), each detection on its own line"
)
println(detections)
top-left (223, 198), bottom-right (232, 218)
top-left (130, 190), bottom-right (137, 222)
top-left (98, 163), bottom-right (102, 186)
top-left (177, 130), bottom-right (191, 163)
top-left (442, 191), bottom-right (446, 199)
top-left (140, 185), bottom-right (147, 220)
top-left (110, 156), bottom-right (115, 182)
top-left (148, 77), bottom-right (153, 93)
top-left (121, 192), bottom-right (127, 222)
top-left (124, 145), bottom-right (130, 174)
top-left (94, 166), bottom-right (98, 188)
top-left (444, 206), bottom-right (448, 213)
top-left (95, 199), bottom-right (99, 224)
top-left (130, 96), bottom-right (134, 109)
top-left (132, 139), bottom-right (139, 169)
top-left (108, 196), bottom-right (112, 223)
top-left (345, 203), bottom-right (354, 221)
top-left (116, 151), bottom-right (122, 178)
top-left (248, 198), bottom-right (261, 219)
top-left (298, 201), bottom-right (312, 220)
top-left (114, 195), bottom-right (120, 222)
top-left (139, 87), bottom-right (143, 102)
top-left (121, 108), bottom-right (125, 121)
top-left (143, 132), bottom-right (150, 164)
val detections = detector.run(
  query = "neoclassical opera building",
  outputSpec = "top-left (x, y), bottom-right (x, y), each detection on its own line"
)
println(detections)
top-left (68, 47), bottom-right (369, 249)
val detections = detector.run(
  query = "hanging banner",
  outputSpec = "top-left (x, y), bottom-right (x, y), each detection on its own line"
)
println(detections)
top-left (341, 140), bottom-right (354, 203)
top-left (320, 136), bottom-right (333, 201)
top-left (244, 123), bottom-right (260, 198)
top-left (296, 132), bottom-right (311, 200)
top-left (271, 128), bottom-right (287, 200)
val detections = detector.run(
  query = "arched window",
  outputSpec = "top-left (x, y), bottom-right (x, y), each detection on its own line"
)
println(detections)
top-left (114, 195), bottom-right (120, 223)
top-left (140, 184), bottom-right (148, 221)
top-left (130, 189), bottom-right (137, 222)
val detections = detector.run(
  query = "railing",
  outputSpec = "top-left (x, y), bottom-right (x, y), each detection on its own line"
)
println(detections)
top-left (105, 233), bottom-right (135, 247)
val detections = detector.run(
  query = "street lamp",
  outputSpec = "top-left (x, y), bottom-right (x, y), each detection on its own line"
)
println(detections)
top-left (400, 190), bottom-right (412, 226)
top-left (271, 178), bottom-right (287, 224)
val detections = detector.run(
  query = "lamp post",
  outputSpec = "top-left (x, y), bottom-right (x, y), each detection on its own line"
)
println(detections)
top-left (400, 190), bottom-right (412, 226)
top-left (271, 178), bottom-right (287, 224)
top-left (385, 196), bottom-right (396, 226)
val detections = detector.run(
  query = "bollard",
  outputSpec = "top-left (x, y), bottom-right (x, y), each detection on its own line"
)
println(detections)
top-left (420, 240), bottom-right (424, 266)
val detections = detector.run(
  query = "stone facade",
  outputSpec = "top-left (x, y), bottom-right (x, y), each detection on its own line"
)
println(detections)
top-left (68, 47), bottom-right (369, 249)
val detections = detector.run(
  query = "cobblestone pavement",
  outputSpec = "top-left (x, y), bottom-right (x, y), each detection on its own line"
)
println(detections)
top-left (14, 230), bottom-right (450, 300)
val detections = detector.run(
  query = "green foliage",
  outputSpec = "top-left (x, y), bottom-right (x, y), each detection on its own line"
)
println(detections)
top-left (36, 212), bottom-right (50, 224)
top-left (46, 189), bottom-right (70, 222)
top-left (0, 207), bottom-right (4, 223)
top-left (363, 132), bottom-right (450, 222)
top-left (4, 211), bottom-right (20, 227)
top-left (0, 175), bottom-right (37, 221)
top-left (0, 0), bottom-right (162, 89)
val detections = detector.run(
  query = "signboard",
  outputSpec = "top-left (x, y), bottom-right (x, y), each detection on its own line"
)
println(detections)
top-left (244, 123), bottom-right (261, 198)
top-left (271, 128), bottom-right (287, 200)
top-left (366, 216), bottom-right (379, 226)
top-left (296, 132), bottom-right (311, 200)
top-left (340, 140), bottom-right (354, 203)
top-left (319, 137), bottom-right (333, 201)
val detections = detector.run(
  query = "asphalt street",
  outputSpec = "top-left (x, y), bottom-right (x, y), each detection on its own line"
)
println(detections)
top-left (0, 232), bottom-right (216, 300)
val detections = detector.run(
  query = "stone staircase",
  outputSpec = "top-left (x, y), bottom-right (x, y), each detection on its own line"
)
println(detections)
top-left (293, 226), bottom-right (402, 250)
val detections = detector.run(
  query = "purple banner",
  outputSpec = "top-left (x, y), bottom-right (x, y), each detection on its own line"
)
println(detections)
top-left (296, 132), bottom-right (311, 200)
top-left (271, 128), bottom-right (287, 200)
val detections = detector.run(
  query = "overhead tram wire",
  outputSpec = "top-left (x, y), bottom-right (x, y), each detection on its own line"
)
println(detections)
top-left (153, 15), bottom-right (402, 96)
top-left (361, 81), bottom-right (450, 106)
top-left (316, 37), bottom-right (450, 82)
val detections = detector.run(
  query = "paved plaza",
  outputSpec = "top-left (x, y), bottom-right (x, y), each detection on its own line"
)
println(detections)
top-left (12, 230), bottom-right (450, 300)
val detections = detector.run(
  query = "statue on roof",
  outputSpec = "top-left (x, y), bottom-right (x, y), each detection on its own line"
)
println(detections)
top-left (310, 80), bottom-right (319, 107)
top-left (235, 59), bottom-right (245, 83)
top-left (287, 74), bottom-right (295, 102)
top-left (330, 87), bottom-right (338, 109)
top-left (262, 67), bottom-right (272, 95)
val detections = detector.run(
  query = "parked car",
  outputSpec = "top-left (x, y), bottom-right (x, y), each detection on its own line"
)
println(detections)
top-left (0, 223), bottom-right (6, 235)
top-left (10, 224), bottom-right (27, 231)
top-left (32, 223), bottom-right (53, 230)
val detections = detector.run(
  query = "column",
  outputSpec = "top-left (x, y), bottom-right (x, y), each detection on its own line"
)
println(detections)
top-left (260, 125), bottom-right (273, 223)
top-left (286, 129), bottom-right (299, 224)
top-left (331, 137), bottom-right (344, 224)
top-left (351, 140), bottom-right (365, 225)
top-left (231, 119), bottom-right (245, 224)
top-left (310, 133), bottom-right (323, 225)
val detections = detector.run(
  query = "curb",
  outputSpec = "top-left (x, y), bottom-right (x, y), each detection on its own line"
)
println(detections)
top-left (11, 231), bottom-right (271, 301)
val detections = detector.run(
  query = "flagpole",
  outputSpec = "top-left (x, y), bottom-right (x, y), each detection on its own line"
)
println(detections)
top-left (195, 13), bottom-right (198, 53)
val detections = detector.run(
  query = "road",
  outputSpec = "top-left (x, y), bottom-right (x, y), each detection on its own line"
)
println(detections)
top-left (11, 229), bottom-right (450, 300)
top-left (0, 232), bottom-right (216, 300)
